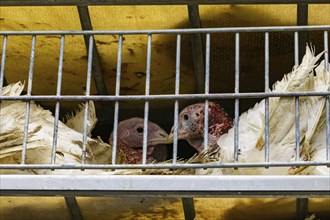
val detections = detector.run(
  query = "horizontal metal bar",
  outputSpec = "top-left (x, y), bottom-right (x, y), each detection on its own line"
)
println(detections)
top-left (1, 0), bottom-right (329, 6)
top-left (0, 25), bottom-right (329, 36)
top-left (1, 176), bottom-right (329, 197)
top-left (1, 91), bottom-right (329, 101)
top-left (2, 190), bottom-right (327, 198)
top-left (0, 161), bottom-right (329, 170)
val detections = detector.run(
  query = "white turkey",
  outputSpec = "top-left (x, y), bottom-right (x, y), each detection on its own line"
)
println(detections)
top-left (0, 83), bottom-right (169, 174)
top-left (170, 45), bottom-right (329, 175)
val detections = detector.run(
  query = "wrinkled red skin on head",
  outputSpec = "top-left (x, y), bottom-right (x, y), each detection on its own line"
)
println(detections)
top-left (179, 102), bottom-right (233, 152)
top-left (120, 144), bottom-right (167, 164)
top-left (117, 139), bottom-right (157, 164)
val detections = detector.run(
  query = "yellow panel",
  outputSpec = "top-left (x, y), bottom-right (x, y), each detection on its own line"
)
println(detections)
top-left (0, 5), bottom-right (329, 111)
top-left (1, 197), bottom-right (329, 219)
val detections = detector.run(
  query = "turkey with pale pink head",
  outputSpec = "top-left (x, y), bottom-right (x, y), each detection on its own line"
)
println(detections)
top-left (109, 117), bottom-right (168, 164)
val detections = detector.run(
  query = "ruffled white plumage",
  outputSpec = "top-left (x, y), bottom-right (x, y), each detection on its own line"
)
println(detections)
top-left (0, 82), bottom-right (119, 174)
top-left (198, 46), bottom-right (329, 175)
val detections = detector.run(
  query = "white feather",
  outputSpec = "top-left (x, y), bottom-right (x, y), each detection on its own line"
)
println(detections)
top-left (64, 101), bottom-right (97, 137)
top-left (0, 82), bottom-right (122, 175)
top-left (197, 46), bottom-right (329, 175)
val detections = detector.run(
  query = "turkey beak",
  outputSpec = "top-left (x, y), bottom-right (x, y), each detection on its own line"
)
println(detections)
top-left (148, 129), bottom-right (169, 146)
top-left (167, 126), bottom-right (186, 144)
top-left (167, 127), bottom-right (174, 144)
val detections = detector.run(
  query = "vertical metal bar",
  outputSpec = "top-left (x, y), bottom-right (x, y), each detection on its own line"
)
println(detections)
top-left (187, 5), bottom-right (205, 94)
top-left (297, 3), bottom-right (308, 62)
top-left (21, 35), bottom-right (36, 164)
top-left (234, 33), bottom-right (240, 163)
top-left (324, 31), bottom-right (329, 163)
top-left (294, 7), bottom-right (308, 217)
top-left (294, 32), bottom-right (301, 162)
top-left (0, 35), bottom-right (7, 92)
top-left (203, 33), bottom-right (210, 149)
top-left (294, 32), bottom-right (299, 66)
top-left (142, 34), bottom-right (152, 165)
top-left (326, 96), bottom-right (329, 162)
top-left (182, 198), bottom-right (196, 220)
top-left (264, 32), bottom-right (270, 164)
top-left (111, 35), bottom-right (123, 165)
top-left (81, 35), bottom-right (93, 164)
top-left (64, 197), bottom-right (83, 220)
top-left (173, 34), bottom-right (181, 164)
top-left (51, 35), bottom-right (65, 165)
top-left (296, 198), bottom-right (309, 220)
top-left (325, 31), bottom-right (329, 71)
top-left (295, 97), bottom-right (300, 162)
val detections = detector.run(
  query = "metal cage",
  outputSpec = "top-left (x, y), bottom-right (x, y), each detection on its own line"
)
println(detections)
top-left (0, 1), bottom-right (330, 220)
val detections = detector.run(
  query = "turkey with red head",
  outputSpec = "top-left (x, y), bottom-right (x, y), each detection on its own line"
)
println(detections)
top-left (168, 102), bottom-right (233, 152)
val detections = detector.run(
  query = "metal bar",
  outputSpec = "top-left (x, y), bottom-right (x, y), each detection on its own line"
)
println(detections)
top-left (1, 175), bottom-right (329, 193)
top-left (182, 198), bottom-right (196, 220)
top-left (0, 35), bottom-right (7, 92)
top-left (294, 32), bottom-right (301, 162)
top-left (295, 97), bottom-right (300, 162)
top-left (187, 4), bottom-right (205, 94)
top-left (77, 5), bottom-right (109, 97)
top-left (142, 34), bottom-right (152, 165)
top-left (204, 33), bottom-right (210, 149)
top-left (1, 91), bottom-right (330, 102)
top-left (327, 97), bottom-right (329, 162)
top-left (111, 35), bottom-right (123, 166)
top-left (297, 3), bottom-right (308, 62)
top-left (64, 197), bottom-right (83, 220)
top-left (0, 161), bottom-right (329, 170)
top-left (325, 31), bottom-right (329, 163)
top-left (51, 35), bottom-right (65, 165)
top-left (296, 198), bottom-right (309, 220)
top-left (2, 190), bottom-right (328, 198)
top-left (234, 33), bottom-right (240, 163)
top-left (2, 0), bottom-right (329, 6)
top-left (1, 25), bottom-right (329, 35)
top-left (294, 31), bottom-right (299, 65)
top-left (325, 31), bottom-right (329, 71)
top-left (264, 32), bottom-right (270, 164)
top-left (81, 36), bottom-right (93, 164)
top-left (21, 35), bottom-right (36, 165)
top-left (173, 34), bottom-right (181, 164)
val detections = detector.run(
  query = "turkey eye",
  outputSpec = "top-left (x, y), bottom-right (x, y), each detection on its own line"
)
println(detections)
top-left (183, 114), bottom-right (189, 121)
top-left (136, 127), bottom-right (144, 133)
top-left (195, 112), bottom-right (200, 117)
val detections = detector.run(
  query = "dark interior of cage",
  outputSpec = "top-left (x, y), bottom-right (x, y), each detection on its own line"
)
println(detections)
top-left (1, 30), bottom-right (326, 161)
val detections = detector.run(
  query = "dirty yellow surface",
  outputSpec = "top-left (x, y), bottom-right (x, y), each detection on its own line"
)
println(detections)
top-left (1, 197), bottom-right (330, 220)
top-left (1, 5), bottom-right (329, 111)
